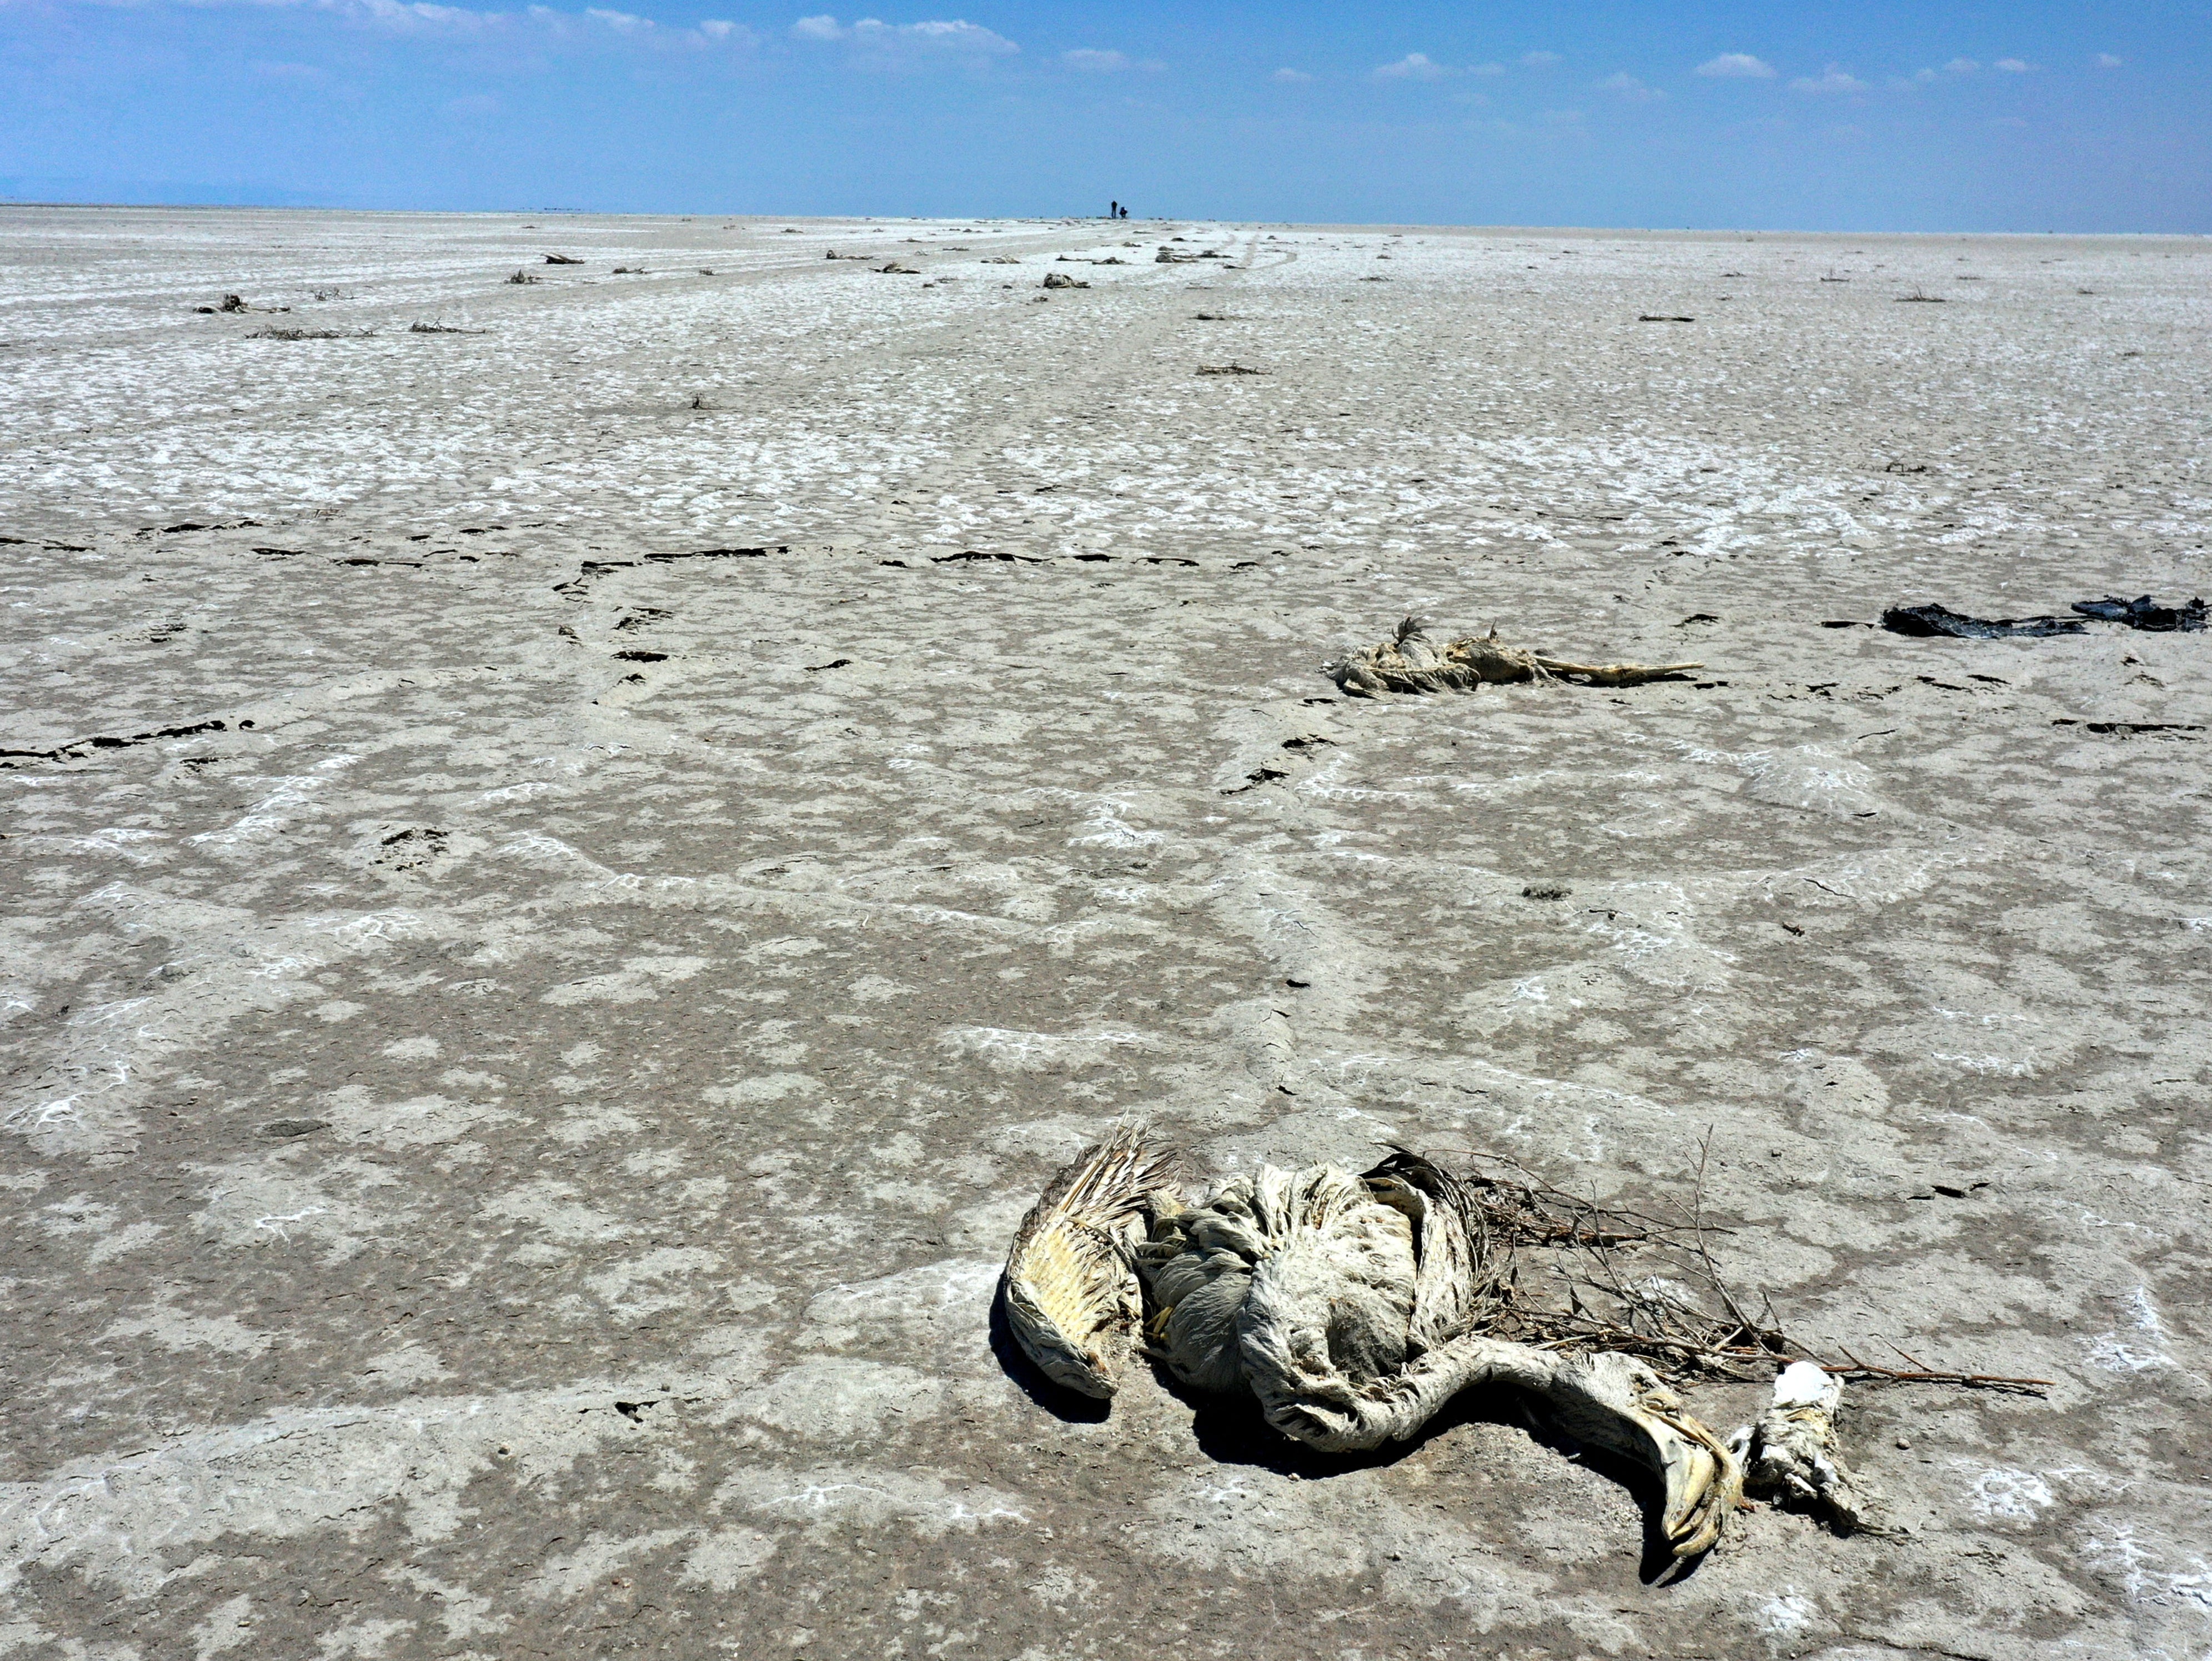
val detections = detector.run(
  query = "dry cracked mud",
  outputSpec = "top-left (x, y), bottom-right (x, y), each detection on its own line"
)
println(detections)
top-left (1, 206), bottom-right (2208, 1660)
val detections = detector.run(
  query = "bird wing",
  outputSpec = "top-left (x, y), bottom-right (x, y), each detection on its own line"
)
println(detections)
top-left (1002, 1124), bottom-right (1180, 1398)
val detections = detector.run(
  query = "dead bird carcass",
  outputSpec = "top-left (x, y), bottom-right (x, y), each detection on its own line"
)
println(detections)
top-left (1002, 1127), bottom-right (1879, 1563)
top-left (1326, 615), bottom-right (1701, 696)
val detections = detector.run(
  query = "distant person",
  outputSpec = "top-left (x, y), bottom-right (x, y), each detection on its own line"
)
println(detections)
top-left (1109, 200), bottom-right (1118, 219)
top-left (1120, 205), bottom-right (1130, 219)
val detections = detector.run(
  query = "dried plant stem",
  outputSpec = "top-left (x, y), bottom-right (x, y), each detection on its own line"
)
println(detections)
top-left (1401, 1138), bottom-right (2052, 1398)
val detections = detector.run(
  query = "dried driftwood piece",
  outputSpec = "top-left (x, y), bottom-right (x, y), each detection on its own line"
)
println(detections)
top-left (1327, 615), bottom-right (1702, 697)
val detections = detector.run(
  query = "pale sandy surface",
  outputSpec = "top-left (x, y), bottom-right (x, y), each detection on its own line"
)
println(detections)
top-left (1, 206), bottom-right (2209, 1659)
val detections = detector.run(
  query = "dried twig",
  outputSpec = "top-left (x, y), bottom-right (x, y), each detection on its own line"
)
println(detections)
top-left (1401, 1139), bottom-right (2051, 1397)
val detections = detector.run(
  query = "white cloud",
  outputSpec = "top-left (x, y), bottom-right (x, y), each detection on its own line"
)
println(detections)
top-left (1062, 48), bottom-right (1126, 71)
top-left (1898, 57), bottom-right (1979, 85)
top-left (791, 14), bottom-right (1016, 54)
top-left (1521, 49), bottom-right (1561, 67)
top-left (1468, 61), bottom-right (1504, 76)
top-left (48, 0), bottom-right (760, 49)
top-left (1374, 52), bottom-right (1449, 81)
top-left (2095, 52), bottom-right (2123, 69)
top-left (338, 0), bottom-right (502, 36)
top-left (1598, 71), bottom-right (1663, 101)
top-left (1791, 66), bottom-right (1868, 94)
top-left (1994, 57), bottom-right (2031, 72)
top-left (1696, 52), bottom-right (1774, 79)
top-left (1271, 67), bottom-right (1312, 83)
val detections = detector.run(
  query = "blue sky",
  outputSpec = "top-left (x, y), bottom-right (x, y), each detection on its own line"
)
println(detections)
top-left (2, 1), bottom-right (2205, 230)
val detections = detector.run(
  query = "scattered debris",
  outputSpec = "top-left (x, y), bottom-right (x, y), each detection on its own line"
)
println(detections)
top-left (2052, 719), bottom-right (2204, 738)
top-left (247, 327), bottom-right (370, 341)
top-left (1192, 312), bottom-right (1238, 320)
top-left (1883, 595), bottom-right (2211, 638)
top-left (2072, 594), bottom-right (2208, 632)
top-left (1195, 362), bottom-right (1263, 375)
top-left (198, 293), bottom-right (288, 314)
top-left (1638, 314), bottom-right (1696, 323)
top-left (1327, 616), bottom-right (1701, 696)
top-left (932, 550), bottom-right (1045, 565)
top-left (3, 714), bottom-right (245, 766)
top-left (1897, 289), bottom-right (1945, 303)
top-left (1881, 605), bottom-right (2084, 639)
top-left (611, 265), bottom-right (648, 274)
top-left (408, 322), bottom-right (486, 334)
top-left (506, 270), bottom-right (541, 285)
top-left (544, 253), bottom-right (584, 264)
top-left (1042, 271), bottom-right (1088, 289)
top-left (982, 255), bottom-right (1021, 264)
top-left (877, 263), bottom-right (921, 275)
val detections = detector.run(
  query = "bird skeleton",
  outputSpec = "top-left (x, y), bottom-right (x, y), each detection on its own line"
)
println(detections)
top-left (1002, 1130), bottom-right (1868, 1563)
top-left (1326, 615), bottom-right (1702, 697)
